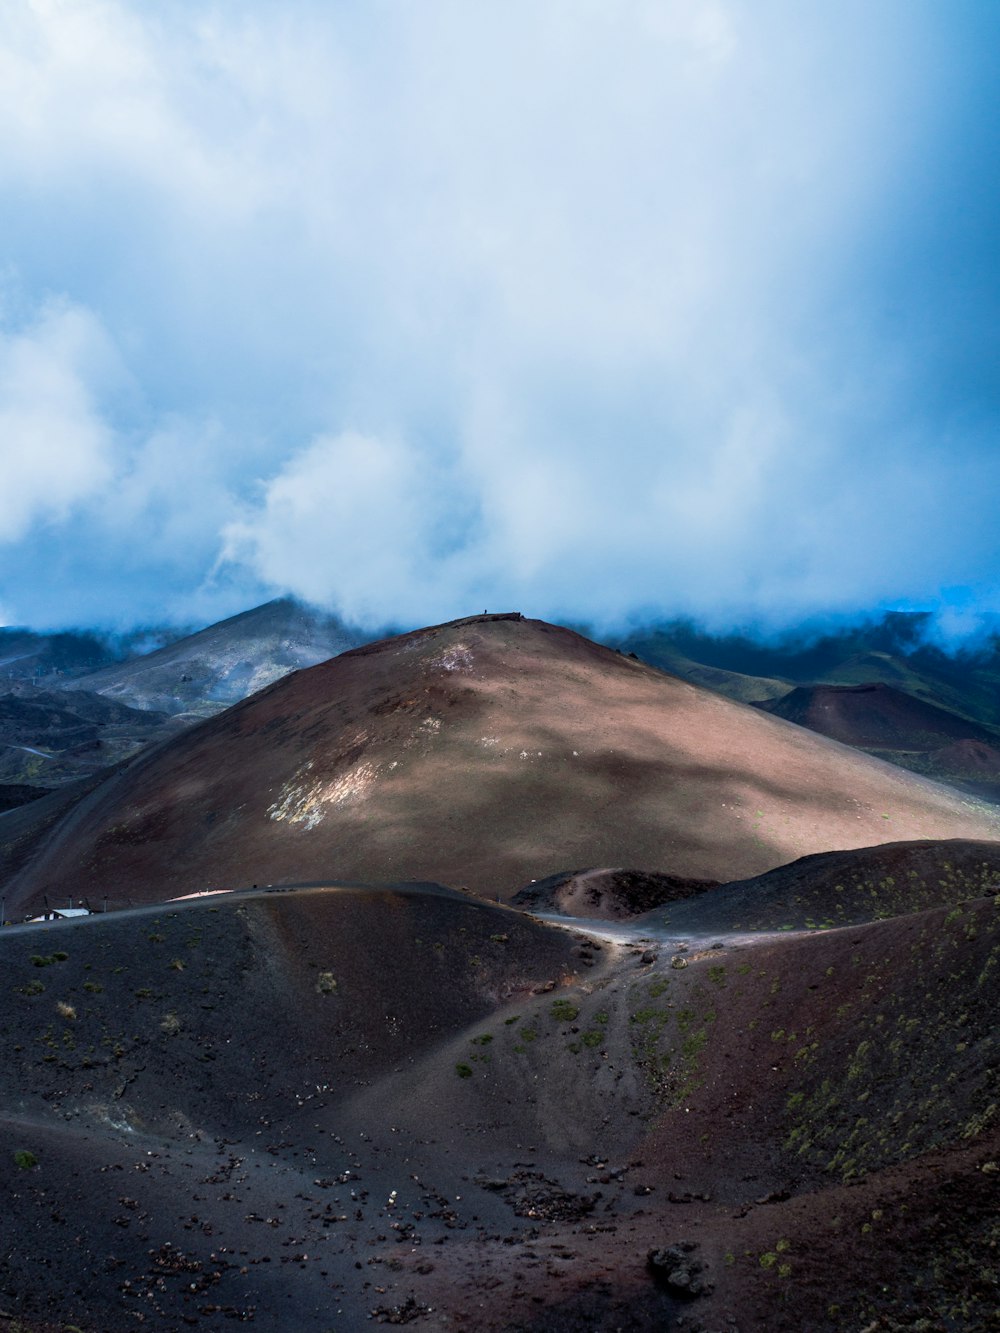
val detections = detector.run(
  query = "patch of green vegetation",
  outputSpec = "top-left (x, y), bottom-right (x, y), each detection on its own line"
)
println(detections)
top-left (580, 1030), bottom-right (603, 1048)
top-left (83, 980), bottom-right (103, 993)
top-left (13, 1150), bottom-right (37, 1170)
top-left (19, 979), bottom-right (44, 996)
top-left (708, 965), bottom-right (727, 986)
top-left (470, 1033), bottom-right (493, 1046)
top-left (630, 1006), bottom-right (665, 1025)
top-left (550, 999), bottom-right (579, 1022)
top-left (315, 972), bottom-right (338, 995)
top-left (455, 1062), bottom-right (473, 1078)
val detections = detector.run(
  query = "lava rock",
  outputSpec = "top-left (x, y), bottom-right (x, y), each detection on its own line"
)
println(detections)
top-left (647, 1241), bottom-right (713, 1298)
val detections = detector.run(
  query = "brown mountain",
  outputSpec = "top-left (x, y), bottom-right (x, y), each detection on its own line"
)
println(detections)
top-left (6, 612), bottom-right (999, 917)
top-left (931, 736), bottom-right (1000, 777)
top-left (753, 680), bottom-right (999, 750)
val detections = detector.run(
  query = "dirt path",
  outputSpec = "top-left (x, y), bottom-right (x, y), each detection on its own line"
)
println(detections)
top-left (533, 908), bottom-right (813, 953)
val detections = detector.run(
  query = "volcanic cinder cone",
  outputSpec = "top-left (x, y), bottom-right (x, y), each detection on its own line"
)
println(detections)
top-left (8, 613), bottom-right (999, 912)
top-left (756, 680), bottom-right (999, 751)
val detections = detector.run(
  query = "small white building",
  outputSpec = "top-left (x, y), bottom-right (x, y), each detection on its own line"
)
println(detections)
top-left (25, 907), bottom-right (92, 923)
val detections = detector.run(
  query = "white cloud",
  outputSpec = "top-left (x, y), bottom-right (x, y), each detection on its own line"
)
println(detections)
top-left (0, 298), bottom-right (117, 542)
top-left (0, 2), bottom-right (995, 633)
top-left (221, 432), bottom-right (462, 625)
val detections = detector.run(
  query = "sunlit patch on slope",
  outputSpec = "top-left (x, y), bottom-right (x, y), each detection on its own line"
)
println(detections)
top-left (268, 758), bottom-right (381, 829)
top-left (429, 644), bottom-right (474, 673)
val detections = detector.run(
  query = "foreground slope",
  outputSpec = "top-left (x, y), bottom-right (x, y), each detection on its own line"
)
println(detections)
top-left (0, 884), bottom-right (583, 1330)
top-left (0, 874), bottom-right (996, 1330)
top-left (7, 613), bottom-right (1000, 914)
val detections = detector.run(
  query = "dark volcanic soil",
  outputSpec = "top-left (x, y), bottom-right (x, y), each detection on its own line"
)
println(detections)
top-left (6, 614), bottom-right (999, 916)
top-left (0, 877), bottom-right (996, 1330)
top-left (625, 836), bottom-right (1000, 933)
top-left (512, 867), bottom-right (720, 919)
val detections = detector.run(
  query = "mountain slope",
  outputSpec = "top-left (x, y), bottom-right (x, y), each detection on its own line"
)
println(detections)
top-left (7, 613), bottom-right (999, 914)
top-left (62, 597), bottom-right (366, 716)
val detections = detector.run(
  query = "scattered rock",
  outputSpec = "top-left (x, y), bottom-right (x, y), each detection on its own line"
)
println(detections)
top-left (370, 1294), bottom-right (433, 1324)
top-left (647, 1241), bottom-right (713, 1298)
top-left (753, 1189), bottom-right (791, 1205)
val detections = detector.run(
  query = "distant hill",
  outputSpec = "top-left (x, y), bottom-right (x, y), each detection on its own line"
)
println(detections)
top-left (0, 627), bottom-right (122, 681)
top-left (6, 612), bottom-right (999, 915)
top-left (754, 681), bottom-right (1000, 751)
top-left (616, 613), bottom-right (1000, 720)
top-left (0, 683), bottom-right (172, 787)
top-left (63, 597), bottom-right (367, 716)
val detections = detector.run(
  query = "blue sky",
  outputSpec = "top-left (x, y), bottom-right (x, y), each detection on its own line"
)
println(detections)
top-left (0, 1), bottom-right (998, 637)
